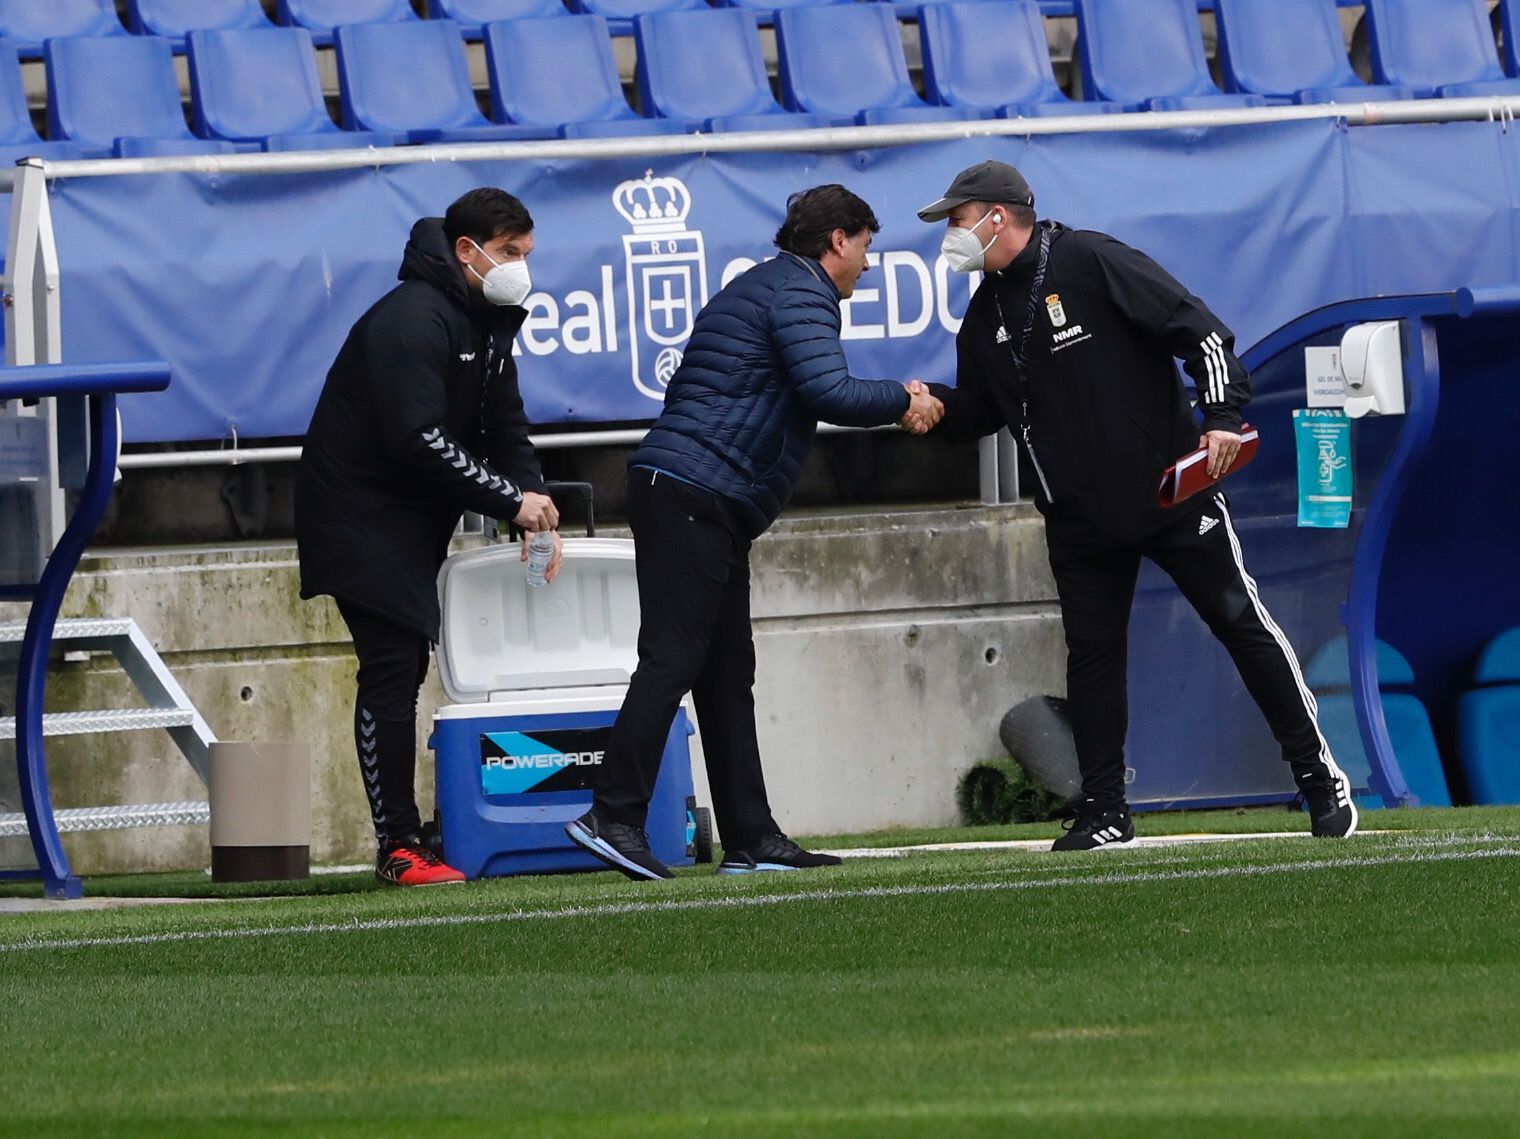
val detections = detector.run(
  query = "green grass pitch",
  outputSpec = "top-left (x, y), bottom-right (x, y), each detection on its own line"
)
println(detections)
top-left (2, 806), bottom-right (1518, 1138)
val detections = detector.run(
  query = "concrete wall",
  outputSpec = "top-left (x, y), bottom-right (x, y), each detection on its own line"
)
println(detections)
top-left (0, 503), bottom-right (1063, 874)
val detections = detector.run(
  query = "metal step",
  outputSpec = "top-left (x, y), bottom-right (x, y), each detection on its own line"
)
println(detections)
top-left (1, 614), bottom-right (217, 852)
top-left (0, 801), bottom-right (209, 838)
top-left (0, 706), bottom-right (197, 741)
top-left (0, 617), bottom-right (135, 645)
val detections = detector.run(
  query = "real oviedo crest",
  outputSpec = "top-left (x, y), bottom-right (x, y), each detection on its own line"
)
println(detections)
top-left (613, 173), bottom-right (709, 402)
top-left (1045, 293), bottom-right (1067, 328)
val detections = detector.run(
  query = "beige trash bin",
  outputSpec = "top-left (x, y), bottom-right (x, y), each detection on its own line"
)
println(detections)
top-left (208, 741), bottom-right (311, 882)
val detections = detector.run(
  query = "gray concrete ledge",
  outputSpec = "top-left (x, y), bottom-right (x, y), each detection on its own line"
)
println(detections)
top-left (0, 502), bottom-right (1063, 874)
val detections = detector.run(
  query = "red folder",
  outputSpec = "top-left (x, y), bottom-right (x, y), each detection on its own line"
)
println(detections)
top-left (1157, 425), bottom-right (1259, 508)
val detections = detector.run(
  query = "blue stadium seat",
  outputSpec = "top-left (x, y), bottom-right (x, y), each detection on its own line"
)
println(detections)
top-left (46, 36), bottom-right (243, 158)
top-left (0, 0), bottom-right (126, 60)
top-left (635, 9), bottom-right (841, 132)
top-left (570, 0), bottom-right (706, 37)
top-left (188, 28), bottom-right (399, 152)
top-left (714, 0), bottom-right (852, 23)
top-left (1305, 637), bottom-right (1452, 810)
top-left (1215, 0), bottom-right (1414, 103)
top-left (1458, 628), bottom-right (1520, 805)
top-left (1501, 0), bottom-right (1520, 76)
top-left (427, 0), bottom-right (569, 39)
top-left (920, 2), bottom-right (1121, 118)
top-left (775, 6), bottom-right (974, 124)
top-left (128, 0), bottom-right (274, 53)
top-left (0, 46), bottom-right (94, 161)
top-left (862, 0), bottom-right (1013, 19)
top-left (277, 0), bottom-right (419, 47)
top-left (1364, 0), bottom-right (1520, 97)
top-left (1073, 0), bottom-right (1268, 110)
top-left (335, 20), bottom-right (557, 143)
top-left (486, 16), bottom-right (690, 138)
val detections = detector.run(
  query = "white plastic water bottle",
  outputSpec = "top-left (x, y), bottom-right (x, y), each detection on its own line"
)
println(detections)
top-left (525, 531), bottom-right (555, 588)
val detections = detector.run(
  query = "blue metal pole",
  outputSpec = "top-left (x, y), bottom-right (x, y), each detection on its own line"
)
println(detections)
top-left (13, 390), bottom-right (122, 899)
top-left (1343, 318), bottom-right (1442, 807)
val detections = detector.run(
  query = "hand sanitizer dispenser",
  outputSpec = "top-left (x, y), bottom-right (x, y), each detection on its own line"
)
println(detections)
top-left (1340, 321), bottom-right (1405, 418)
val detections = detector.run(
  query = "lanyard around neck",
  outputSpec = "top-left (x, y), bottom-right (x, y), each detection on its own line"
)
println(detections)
top-left (988, 222), bottom-right (1057, 502)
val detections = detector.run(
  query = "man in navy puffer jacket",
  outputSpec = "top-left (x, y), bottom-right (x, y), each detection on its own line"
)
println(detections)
top-left (568, 185), bottom-right (942, 880)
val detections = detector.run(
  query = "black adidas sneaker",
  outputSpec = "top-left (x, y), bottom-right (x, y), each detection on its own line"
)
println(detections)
top-left (1050, 801), bottom-right (1136, 852)
top-left (565, 809), bottom-right (674, 881)
top-left (1294, 765), bottom-right (1359, 838)
top-left (718, 833), bottom-right (843, 874)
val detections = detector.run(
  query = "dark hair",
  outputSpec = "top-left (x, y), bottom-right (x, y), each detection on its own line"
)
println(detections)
top-left (444, 187), bottom-right (533, 247)
top-left (773, 184), bottom-right (880, 259)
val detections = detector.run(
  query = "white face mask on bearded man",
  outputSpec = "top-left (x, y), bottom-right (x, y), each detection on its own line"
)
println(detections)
top-left (467, 239), bottom-right (532, 306)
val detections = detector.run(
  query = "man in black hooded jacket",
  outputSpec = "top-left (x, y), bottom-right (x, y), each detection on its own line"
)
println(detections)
top-left (296, 188), bottom-right (559, 886)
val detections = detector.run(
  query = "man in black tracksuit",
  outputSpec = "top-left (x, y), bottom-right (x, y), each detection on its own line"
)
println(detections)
top-left (296, 188), bottom-right (560, 886)
top-left (919, 161), bottom-right (1357, 850)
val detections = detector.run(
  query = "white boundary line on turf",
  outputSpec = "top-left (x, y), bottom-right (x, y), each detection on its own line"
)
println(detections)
top-left (819, 831), bottom-right (1391, 858)
top-left (3, 842), bottom-right (1515, 956)
top-left (309, 830), bottom-right (1368, 874)
top-left (306, 832), bottom-right (1357, 875)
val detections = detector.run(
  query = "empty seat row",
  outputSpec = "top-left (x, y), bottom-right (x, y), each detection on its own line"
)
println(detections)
top-left (13, 0), bottom-right (1520, 52)
top-left (0, 10), bottom-right (994, 157)
top-left (1087, 0), bottom-right (1520, 109)
top-left (4, 0), bottom-right (1518, 161)
top-left (0, 0), bottom-right (1206, 51)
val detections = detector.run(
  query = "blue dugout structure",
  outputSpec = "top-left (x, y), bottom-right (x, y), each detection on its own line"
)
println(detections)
top-left (0, 361), bottom-right (171, 899)
top-left (1124, 287), bottom-right (1520, 811)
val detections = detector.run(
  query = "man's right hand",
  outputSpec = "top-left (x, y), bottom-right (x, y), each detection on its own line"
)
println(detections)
top-left (900, 380), bottom-right (944, 435)
top-left (514, 491), bottom-right (559, 532)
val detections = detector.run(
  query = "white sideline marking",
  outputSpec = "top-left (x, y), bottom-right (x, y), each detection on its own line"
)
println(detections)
top-left (1, 841), bottom-right (1513, 956)
top-left (311, 832), bottom-right (1384, 874)
top-left (817, 831), bottom-right (1389, 858)
top-left (302, 831), bottom-right (1372, 875)
top-left (0, 896), bottom-right (232, 915)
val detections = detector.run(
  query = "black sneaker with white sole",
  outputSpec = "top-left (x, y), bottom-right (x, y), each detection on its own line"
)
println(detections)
top-left (1294, 765), bottom-right (1359, 838)
top-left (718, 833), bottom-right (843, 874)
top-left (1050, 801), bottom-right (1136, 852)
top-left (565, 809), bottom-right (674, 881)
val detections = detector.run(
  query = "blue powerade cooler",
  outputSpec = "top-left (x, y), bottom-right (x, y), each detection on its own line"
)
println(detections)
top-left (429, 538), bottom-right (710, 878)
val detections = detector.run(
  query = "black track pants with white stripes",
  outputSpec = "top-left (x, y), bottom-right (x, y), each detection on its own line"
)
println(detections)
top-left (1046, 492), bottom-right (1337, 807)
top-left (336, 599), bottom-right (431, 850)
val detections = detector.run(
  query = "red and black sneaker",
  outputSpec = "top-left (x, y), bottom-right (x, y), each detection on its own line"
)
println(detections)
top-left (375, 842), bottom-right (467, 886)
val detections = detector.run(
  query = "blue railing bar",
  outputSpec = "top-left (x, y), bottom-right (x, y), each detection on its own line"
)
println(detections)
top-left (1239, 292), bottom-right (1461, 373)
top-left (0, 361), bottom-right (171, 401)
top-left (1452, 285), bottom-right (1520, 317)
top-left (1240, 287), bottom-right (1511, 374)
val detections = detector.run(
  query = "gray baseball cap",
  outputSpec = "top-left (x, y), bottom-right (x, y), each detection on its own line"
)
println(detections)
top-left (917, 160), bottom-right (1034, 222)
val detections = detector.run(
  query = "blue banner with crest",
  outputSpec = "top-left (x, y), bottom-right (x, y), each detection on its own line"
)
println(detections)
top-left (40, 119), bottom-right (1520, 443)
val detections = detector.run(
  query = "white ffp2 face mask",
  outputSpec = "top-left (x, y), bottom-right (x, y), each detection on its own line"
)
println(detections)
top-left (467, 240), bottom-right (532, 307)
top-left (940, 210), bottom-right (1001, 274)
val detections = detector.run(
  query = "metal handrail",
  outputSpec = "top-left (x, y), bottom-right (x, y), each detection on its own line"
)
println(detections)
top-left (0, 96), bottom-right (1516, 184)
top-left (1, 360), bottom-right (172, 900)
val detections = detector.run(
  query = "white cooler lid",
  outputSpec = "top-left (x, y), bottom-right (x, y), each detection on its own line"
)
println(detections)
top-left (435, 537), bottom-right (641, 703)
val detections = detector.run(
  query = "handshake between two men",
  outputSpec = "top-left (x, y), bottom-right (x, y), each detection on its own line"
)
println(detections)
top-left (899, 380), bottom-right (945, 436)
